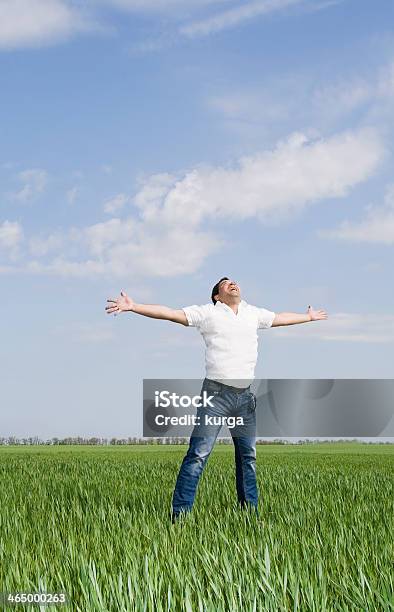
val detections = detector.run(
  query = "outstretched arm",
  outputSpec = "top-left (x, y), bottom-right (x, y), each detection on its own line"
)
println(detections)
top-left (271, 305), bottom-right (328, 327)
top-left (105, 291), bottom-right (189, 326)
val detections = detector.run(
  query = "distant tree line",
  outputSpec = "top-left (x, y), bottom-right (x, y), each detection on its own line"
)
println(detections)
top-left (0, 437), bottom-right (391, 446)
top-left (0, 436), bottom-right (185, 446)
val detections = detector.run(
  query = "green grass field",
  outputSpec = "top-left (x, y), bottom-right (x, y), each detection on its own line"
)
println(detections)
top-left (0, 444), bottom-right (393, 611)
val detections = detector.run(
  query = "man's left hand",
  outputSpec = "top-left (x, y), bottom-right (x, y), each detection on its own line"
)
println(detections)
top-left (307, 305), bottom-right (328, 321)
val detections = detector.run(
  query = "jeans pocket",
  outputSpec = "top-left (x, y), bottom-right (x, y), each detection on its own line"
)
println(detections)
top-left (249, 392), bottom-right (257, 412)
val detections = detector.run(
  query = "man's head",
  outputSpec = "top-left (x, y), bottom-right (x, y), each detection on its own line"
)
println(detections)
top-left (211, 277), bottom-right (241, 305)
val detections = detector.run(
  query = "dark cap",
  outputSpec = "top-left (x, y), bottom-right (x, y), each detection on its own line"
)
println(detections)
top-left (211, 277), bottom-right (229, 305)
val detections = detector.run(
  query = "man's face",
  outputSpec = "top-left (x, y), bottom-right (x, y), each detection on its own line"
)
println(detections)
top-left (216, 279), bottom-right (241, 303)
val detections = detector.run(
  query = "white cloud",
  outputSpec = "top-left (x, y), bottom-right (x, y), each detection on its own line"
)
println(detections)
top-left (25, 257), bottom-right (109, 278)
top-left (96, 225), bottom-right (220, 276)
top-left (0, 0), bottom-right (342, 51)
top-left (207, 58), bottom-right (394, 142)
top-left (207, 91), bottom-right (289, 122)
top-left (135, 128), bottom-right (385, 227)
top-left (106, 0), bottom-right (233, 14)
top-left (103, 193), bottom-right (129, 214)
top-left (110, 0), bottom-right (339, 53)
top-left (10, 168), bottom-right (48, 202)
top-left (134, 172), bottom-right (177, 221)
top-left (0, 220), bottom-right (24, 248)
top-left (180, 0), bottom-right (303, 38)
top-left (84, 217), bottom-right (135, 257)
top-left (0, 220), bottom-right (24, 260)
top-left (1, 128), bottom-right (385, 278)
top-left (66, 186), bottom-right (78, 205)
top-left (24, 222), bottom-right (221, 278)
top-left (376, 60), bottom-right (394, 99)
top-left (0, 0), bottom-right (95, 50)
top-left (320, 184), bottom-right (394, 244)
top-left (273, 312), bottom-right (394, 344)
top-left (0, 263), bottom-right (18, 273)
top-left (312, 59), bottom-right (394, 125)
top-left (22, 212), bottom-right (220, 278)
top-left (313, 79), bottom-right (373, 118)
top-left (29, 231), bottom-right (66, 257)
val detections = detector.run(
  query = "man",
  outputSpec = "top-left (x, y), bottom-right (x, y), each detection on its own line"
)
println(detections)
top-left (105, 277), bottom-right (327, 521)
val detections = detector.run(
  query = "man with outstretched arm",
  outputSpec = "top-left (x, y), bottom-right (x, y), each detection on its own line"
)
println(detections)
top-left (105, 277), bottom-right (328, 522)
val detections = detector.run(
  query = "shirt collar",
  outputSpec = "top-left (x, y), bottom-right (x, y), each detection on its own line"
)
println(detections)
top-left (216, 299), bottom-right (246, 313)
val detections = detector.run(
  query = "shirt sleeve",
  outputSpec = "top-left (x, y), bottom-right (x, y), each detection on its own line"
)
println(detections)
top-left (181, 304), bottom-right (211, 330)
top-left (256, 307), bottom-right (276, 329)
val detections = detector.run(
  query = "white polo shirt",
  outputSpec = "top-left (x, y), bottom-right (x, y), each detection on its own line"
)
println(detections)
top-left (182, 299), bottom-right (275, 388)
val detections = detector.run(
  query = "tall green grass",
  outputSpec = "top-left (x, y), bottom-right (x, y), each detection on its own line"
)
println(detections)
top-left (0, 444), bottom-right (393, 611)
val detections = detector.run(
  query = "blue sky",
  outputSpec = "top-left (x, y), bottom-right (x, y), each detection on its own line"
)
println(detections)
top-left (1, 0), bottom-right (394, 438)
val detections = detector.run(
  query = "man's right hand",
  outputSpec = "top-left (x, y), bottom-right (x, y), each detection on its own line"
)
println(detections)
top-left (105, 292), bottom-right (189, 325)
top-left (105, 290), bottom-right (134, 316)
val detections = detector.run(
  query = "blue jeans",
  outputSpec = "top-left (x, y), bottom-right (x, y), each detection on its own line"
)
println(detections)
top-left (172, 378), bottom-right (257, 516)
